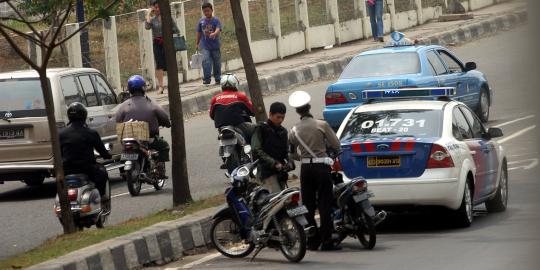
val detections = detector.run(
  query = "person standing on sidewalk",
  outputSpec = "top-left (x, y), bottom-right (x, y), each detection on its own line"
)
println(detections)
top-left (251, 102), bottom-right (290, 193)
top-left (288, 91), bottom-right (342, 251)
top-left (145, 0), bottom-right (180, 94)
top-left (196, 2), bottom-right (222, 86)
top-left (367, 0), bottom-right (384, 42)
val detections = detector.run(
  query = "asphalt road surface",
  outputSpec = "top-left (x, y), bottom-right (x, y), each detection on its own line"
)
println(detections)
top-left (1, 25), bottom-right (538, 265)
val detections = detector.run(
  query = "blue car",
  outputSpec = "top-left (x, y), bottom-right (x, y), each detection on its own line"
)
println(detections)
top-left (323, 43), bottom-right (492, 129)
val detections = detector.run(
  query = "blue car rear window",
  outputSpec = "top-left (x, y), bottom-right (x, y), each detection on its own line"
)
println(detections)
top-left (340, 52), bottom-right (421, 79)
top-left (340, 109), bottom-right (442, 140)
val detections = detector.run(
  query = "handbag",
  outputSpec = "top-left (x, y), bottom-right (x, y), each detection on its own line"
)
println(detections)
top-left (190, 51), bottom-right (203, 69)
top-left (173, 34), bottom-right (187, 51)
top-left (367, 0), bottom-right (375, 6)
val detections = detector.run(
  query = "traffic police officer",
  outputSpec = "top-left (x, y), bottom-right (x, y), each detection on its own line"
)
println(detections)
top-left (288, 91), bottom-right (341, 251)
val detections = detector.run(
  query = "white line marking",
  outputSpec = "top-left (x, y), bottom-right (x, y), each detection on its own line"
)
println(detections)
top-left (497, 125), bottom-right (536, 144)
top-left (494, 115), bottom-right (535, 128)
top-left (111, 187), bottom-right (154, 198)
top-left (177, 252), bottom-right (221, 269)
top-left (508, 159), bottom-right (538, 171)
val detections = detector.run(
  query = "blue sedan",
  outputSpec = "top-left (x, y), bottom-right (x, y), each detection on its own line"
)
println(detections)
top-left (323, 44), bottom-right (492, 129)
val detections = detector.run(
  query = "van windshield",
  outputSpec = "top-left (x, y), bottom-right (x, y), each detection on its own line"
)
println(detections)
top-left (0, 78), bottom-right (46, 118)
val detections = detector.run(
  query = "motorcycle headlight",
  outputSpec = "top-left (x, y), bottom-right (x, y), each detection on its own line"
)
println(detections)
top-left (236, 166), bottom-right (250, 177)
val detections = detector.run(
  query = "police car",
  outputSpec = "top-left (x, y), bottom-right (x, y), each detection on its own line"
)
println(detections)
top-left (335, 88), bottom-right (508, 227)
top-left (324, 32), bottom-right (492, 129)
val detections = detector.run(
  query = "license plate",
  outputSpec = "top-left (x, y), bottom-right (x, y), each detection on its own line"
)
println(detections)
top-left (287, 205), bottom-right (308, 217)
top-left (353, 192), bottom-right (369, 203)
top-left (121, 153), bottom-right (139, 161)
top-left (367, 156), bottom-right (400, 168)
top-left (219, 138), bottom-right (237, 146)
top-left (0, 128), bottom-right (24, 140)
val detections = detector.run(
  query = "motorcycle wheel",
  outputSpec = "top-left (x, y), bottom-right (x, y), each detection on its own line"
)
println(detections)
top-left (278, 216), bottom-right (306, 263)
top-left (153, 162), bottom-right (166, 191)
top-left (96, 214), bottom-right (107, 229)
top-left (211, 216), bottom-right (254, 258)
top-left (225, 150), bottom-right (240, 174)
top-left (126, 161), bottom-right (142, 196)
top-left (355, 212), bottom-right (376, 250)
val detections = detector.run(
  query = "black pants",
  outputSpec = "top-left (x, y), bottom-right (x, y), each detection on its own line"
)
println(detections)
top-left (300, 163), bottom-right (333, 248)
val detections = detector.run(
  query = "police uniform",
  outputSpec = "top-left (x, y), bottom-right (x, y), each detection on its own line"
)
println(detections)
top-left (288, 91), bottom-right (341, 250)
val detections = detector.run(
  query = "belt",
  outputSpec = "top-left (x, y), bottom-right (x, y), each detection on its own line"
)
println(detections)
top-left (301, 157), bottom-right (329, 164)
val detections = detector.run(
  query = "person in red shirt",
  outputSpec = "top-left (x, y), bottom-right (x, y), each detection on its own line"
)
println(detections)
top-left (209, 73), bottom-right (255, 139)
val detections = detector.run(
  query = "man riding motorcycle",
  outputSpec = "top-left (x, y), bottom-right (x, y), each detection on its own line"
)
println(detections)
top-left (115, 75), bottom-right (171, 176)
top-left (60, 102), bottom-right (112, 211)
top-left (209, 73), bottom-right (256, 141)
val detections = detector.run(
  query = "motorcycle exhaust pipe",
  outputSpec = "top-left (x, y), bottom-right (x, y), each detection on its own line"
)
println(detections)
top-left (373, 210), bottom-right (387, 226)
top-left (304, 226), bottom-right (316, 237)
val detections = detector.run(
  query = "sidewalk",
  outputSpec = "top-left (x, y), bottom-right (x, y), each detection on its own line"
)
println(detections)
top-left (148, 0), bottom-right (527, 117)
top-left (26, 2), bottom-right (528, 270)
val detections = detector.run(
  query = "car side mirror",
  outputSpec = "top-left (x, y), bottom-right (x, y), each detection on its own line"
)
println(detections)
top-left (465, 62), bottom-right (476, 71)
top-left (486, 127), bottom-right (503, 139)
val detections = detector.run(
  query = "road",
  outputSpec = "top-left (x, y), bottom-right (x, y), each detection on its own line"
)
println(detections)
top-left (1, 25), bottom-right (538, 263)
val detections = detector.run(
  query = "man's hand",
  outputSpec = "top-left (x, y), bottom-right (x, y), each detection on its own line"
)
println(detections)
top-left (275, 162), bottom-right (284, 170)
top-left (209, 32), bottom-right (218, 39)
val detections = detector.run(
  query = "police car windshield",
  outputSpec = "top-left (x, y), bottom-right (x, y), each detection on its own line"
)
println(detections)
top-left (340, 52), bottom-right (420, 79)
top-left (0, 78), bottom-right (46, 118)
top-left (340, 109), bottom-right (442, 141)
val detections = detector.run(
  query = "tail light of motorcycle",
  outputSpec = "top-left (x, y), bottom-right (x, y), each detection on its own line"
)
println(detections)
top-left (352, 180), bottom-right (368, 193)
top-left (287, 193), bottom-right (301, 206)
top-left (67, 189), bottom-right (78, 201)
top-left (427, 144), bottom-right (455, 168)
top-left (124, 144), bottom-right (135, 151)
top-left (332, 157), bottom-right (342, 172)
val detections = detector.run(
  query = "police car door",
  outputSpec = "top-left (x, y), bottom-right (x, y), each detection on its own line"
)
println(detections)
top-left (437, 50), bottom-right (475, 106)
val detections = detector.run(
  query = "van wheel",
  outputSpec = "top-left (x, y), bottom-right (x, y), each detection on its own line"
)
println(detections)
top-left (24, 175), bottom-right (45, 186)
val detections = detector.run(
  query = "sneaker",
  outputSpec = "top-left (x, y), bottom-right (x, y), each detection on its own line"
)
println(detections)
top-left (215, 81), bottom-right (221, 85)
top-left (203, 81), bottom-right (211, 86)
top-left (378, 37), bottom-right (385, 43)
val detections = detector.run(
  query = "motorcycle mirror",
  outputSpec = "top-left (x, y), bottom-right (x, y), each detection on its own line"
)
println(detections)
top-left (104, 143), bottom-right (112, 151)
top-left (243, 145), bottom-right (251, 154)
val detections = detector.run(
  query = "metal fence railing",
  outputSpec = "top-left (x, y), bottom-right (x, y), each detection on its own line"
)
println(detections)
top-left (249, 0), bottom-right (273, 41)
top-left (307, 0), bottom-right (328, 27)
top-left (115, 12), bottom-right (141, 89)
top-left (338, 0), bottom-right (358, 22)
top-left (280, 0), bottom-right (300, 36)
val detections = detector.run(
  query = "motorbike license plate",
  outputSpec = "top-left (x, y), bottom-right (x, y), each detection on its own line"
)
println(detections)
top-left (121, 153), bottom-right (139, 161)
top-left (287, 205), bottom-right (308, 217)
top-left (353, 192), bottom-right (369, 203)
top-left (367, 156), bottom-right (400, 168)
top-left (219, 138), bottom-right (237, 146)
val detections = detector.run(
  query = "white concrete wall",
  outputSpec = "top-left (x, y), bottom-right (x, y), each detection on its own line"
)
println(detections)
top-left (394, 10), bottom-right (419, 31)
top-left (469, 0), bottom-right (495, 10)
top-left (251, 39), bottom-right (278, 64)
top-left (280, 31), bottom-right (306, 57)
top-left (308, 24), bottom-right (335, 49)
top-left (339, 20), bottom-right (363, 43)
top-left (422, 6), bottom-right (443, 22)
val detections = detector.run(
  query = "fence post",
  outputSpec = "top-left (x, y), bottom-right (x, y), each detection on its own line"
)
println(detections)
top-left (415, 0), bottom-right (423, 25)
top-left (102, 16), bottom-right (121, 92)
top-left (267, 0), bottom-right (282, 58)
top-left (172, 1), bottom-right (188, 82)
top-left (387, 0), bottom-right (397, 32)
top-left (137, 9), bottom-right (156, 90)
top-left (26, 32), bottom-right (42, 67)
top-left (65, 23), bottom-right (83, 68)
top-left (327, 0), bottom-right (341, 45)
top-left (240, 0), bottom-right (251, 42)
top-left (296, 0), bottom-right (311, 52)
top-left (355, 0), bottom-right (370, 39)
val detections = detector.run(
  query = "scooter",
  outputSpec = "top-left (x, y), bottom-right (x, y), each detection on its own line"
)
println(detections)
top-left (218, 126), bottom-right (252, 173)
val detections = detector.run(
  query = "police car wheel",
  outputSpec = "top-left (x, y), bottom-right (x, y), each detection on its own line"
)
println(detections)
top-left (476, 88), bottom-right (490, 123)
top-left (486, 162), bottom-right (508, 213)
top-left (453, 180), bottom-right (473, 228)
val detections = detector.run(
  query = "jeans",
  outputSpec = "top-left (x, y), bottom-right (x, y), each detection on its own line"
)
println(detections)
top-left (367, 0), bottom-right (384, 39)
top-left (202, 49), bottom-right (222, 84)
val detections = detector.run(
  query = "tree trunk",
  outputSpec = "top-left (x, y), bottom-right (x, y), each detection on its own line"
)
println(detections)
top-left (37, 68), bottom-right (76, 233)
top-left (158, 0), bottom-right (192, 205)
top-left (229, 0), bottom-right (267, 122)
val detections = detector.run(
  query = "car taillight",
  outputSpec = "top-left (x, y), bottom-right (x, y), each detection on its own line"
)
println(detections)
top-left (67, 189), bottom-right (78, 201)
top-left (427, 144), bottom-right (454, 168)
top-left (352, 180), bottom-right (367, 192)
top-left (325, 92), bottom-right (347, 105)
top-left (332, 157), bottom-right (342, 172)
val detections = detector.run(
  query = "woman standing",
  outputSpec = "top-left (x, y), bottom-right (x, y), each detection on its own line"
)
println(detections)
top-left (367, 0), bottom-right (384, 42)
top-left (145, 0), bottom-right (179, 94)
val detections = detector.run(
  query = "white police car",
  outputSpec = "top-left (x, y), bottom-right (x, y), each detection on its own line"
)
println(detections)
top-left (335, 88), bottom-right (508, 227)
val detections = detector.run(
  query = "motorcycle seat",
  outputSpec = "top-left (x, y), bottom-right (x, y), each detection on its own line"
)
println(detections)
top-left (333, 183), bottom-right (348, 197)
top-left (65, 174), bottom-right (90, 188)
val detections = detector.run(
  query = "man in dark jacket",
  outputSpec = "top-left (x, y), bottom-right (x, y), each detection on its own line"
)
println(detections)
top-left (60, 102), bottom-right (112, 210)
top-left (251, 102), bottom-right (289, 193)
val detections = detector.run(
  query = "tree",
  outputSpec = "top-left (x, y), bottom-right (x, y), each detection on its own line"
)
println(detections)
top-left (229, 0), bottom-right (267, 122)
top-left (156, 0), bottom-right (192, 205)
top-left (0, 0), bottom-right (120, 234)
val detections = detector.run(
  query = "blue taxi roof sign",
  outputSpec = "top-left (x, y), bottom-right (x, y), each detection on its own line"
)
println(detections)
top-left (362, 87), bottom-right (456, 100)
top-left (386, 31), bottom-right (415, 47)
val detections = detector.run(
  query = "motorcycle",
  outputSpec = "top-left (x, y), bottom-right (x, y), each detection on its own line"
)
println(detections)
top-left (210, 161), bottom-right (311, 263)
top-left (120, 137), bottom-right (166, 196)
top-left (54, 171), bottom-right (111, 230)
top-left (330, 172), bottom-right (387, 249)
top-left (218, 126), bottom-right (252, 173)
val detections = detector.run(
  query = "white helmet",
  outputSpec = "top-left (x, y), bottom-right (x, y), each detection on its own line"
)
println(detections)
top-left (288, 91), bottom-right (311, 108)
top-left (220, 73), bottom-right (240, 91)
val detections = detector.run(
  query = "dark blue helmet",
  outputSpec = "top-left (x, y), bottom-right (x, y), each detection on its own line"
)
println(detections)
top-left (127, 75), bottom-right (146, 94)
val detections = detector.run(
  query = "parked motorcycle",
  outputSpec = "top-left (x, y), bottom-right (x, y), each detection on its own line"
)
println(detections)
top-left (54, 172), bottom-right (110, 230)
top-left (218, 126), bottom-right (252, 173)
top-left (331, 172), bottom-right (386, 249)
top-left (210, 161), bottom-right (310, 263)
top-left (121, 137), bottom-right (166, 196)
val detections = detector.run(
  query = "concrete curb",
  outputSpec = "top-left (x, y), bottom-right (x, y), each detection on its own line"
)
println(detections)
top-left (162, 9), bottom-right (527, 116)
top-left (25, 8), bottom-right (527, 270)
top-left (25, 207), bottom-right (220, 270)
